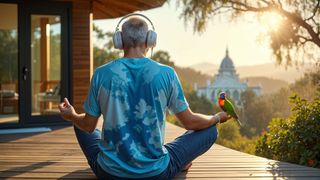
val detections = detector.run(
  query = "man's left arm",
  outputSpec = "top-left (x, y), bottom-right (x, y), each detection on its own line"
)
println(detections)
top-left (58, 98), bottom-right (99, 133)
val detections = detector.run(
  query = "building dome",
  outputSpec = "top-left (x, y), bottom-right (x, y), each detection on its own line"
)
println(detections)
top-left (218, 48), bottom-right (236, 75)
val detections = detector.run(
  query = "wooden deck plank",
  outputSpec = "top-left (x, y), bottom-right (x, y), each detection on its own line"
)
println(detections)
top-left (0, 123), bottom-right (319, 179)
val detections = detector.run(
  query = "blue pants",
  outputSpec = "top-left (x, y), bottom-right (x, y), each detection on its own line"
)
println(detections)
top-left (73, 125), bottom-right (218, 180)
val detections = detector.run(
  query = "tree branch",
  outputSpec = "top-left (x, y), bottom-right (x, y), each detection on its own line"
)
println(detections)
top-left (297, 35), bottom-right (313, 45)
top-left (277, 0), bottom-right (283, 8)
top-left (305, 0), bottom-right (320, 21)
top-left (275, 7), bottom-right (320, 47)
top-left (211, 8), bottom-right (233, 16)
top-left (261, 0), bottom-right (271, 5)
top-left (210, 5), bottom-right (225, 14)
top-left (229, 0), bottom-right (274, 12)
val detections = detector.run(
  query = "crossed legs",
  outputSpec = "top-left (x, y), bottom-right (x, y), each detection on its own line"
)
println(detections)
top-left (73, 125), bottom-right (218, 179)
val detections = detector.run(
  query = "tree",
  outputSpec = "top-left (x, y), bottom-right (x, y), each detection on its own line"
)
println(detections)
top-left (290, 68), bottom-right (320, 100)
top-left (151, 50), bottom-right (175, 67)
top-left (0, 30), bottom-right (18, 82)
top-left (241, 89), bottom-right (273, 136)
top-left (186, 91), bottom-right (214, 114)
top-left (93, 24), bottom-right (121, 69)
top-left (178, 0), bottom-right (320, 66)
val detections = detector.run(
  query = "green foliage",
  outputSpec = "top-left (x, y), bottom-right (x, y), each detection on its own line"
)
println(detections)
top-left (241, 89), bottom-right (273, 136)
top-left (93, 24), bottom-right (121, 69)
top-left (186, 91), bottom-right (214, 114)
top-left (241, 69), bottom-right (320, 137)
top-left (290, 69), bottom-right (320, 100)
top-left (256, 94), bottom-right (320, 167)
top-left (217, 121), bottom-right (257, 155)
top-left (0, 30), bottom-right (18, 82)
top-left (151, 50), bottom-right (175, 67)
top-left (49, 31), bottom-right (61, 80)
top-left (218, 120), bottom-right (241, 141)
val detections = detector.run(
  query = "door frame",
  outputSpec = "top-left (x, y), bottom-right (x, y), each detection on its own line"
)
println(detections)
top-left (0, 0), bottom-right (72, 128)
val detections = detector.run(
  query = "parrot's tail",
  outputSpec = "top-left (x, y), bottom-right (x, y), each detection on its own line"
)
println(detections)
top-left (236, 119), bottom-right (242, 126)
top-left (234, 113), bottom-right (239, 119)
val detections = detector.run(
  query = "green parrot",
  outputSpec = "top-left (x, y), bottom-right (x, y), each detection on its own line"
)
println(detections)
top-left (218, 92), bottom-right (242, 126)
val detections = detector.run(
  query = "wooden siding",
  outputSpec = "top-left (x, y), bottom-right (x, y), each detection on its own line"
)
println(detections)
top-left (71, 0), bottom-right (93, 112)
top-left (0, 122), bottom-right (320, 179)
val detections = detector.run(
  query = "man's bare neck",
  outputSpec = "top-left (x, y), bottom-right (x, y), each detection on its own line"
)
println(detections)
top-left (123, 46), bottom-right (147, 58)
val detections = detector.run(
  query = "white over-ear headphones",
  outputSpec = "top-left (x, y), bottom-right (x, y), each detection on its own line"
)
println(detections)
top-left (113, 13), bottom-right (157, 50)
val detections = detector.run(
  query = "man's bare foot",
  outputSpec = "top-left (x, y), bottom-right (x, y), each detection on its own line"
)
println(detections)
top-left (182, 162), bottom-right (192, 171)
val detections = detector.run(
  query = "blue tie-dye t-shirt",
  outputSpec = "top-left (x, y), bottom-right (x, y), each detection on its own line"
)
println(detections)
top-left (83, 57), bottom-right (188, 178)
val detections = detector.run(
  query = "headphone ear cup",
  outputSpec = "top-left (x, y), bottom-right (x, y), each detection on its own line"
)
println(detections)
top-left (113, 31), bottom-right (123, 49)
top-left (146, 30), bottom-right (157, 48)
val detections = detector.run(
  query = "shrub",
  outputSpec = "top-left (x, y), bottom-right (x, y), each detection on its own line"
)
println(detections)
top-left (256, 94), bottom-right (320, 168)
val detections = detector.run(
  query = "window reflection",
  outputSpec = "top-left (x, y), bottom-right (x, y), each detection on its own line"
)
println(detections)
top-left (0, 3), bottom-right (18, 124)
top-left (31, 15), bottom-right (61, 115)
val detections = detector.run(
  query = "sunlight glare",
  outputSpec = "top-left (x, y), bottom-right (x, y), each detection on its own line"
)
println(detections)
top-left (260, 12), bottom-right (283, 32)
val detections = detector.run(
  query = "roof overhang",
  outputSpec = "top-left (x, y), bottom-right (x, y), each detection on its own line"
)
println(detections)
top-left (93, 0), bottom-right (166, 20)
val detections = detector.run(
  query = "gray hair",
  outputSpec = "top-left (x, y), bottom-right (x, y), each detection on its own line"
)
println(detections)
top-left (121, 17), bottom-right (148, 48)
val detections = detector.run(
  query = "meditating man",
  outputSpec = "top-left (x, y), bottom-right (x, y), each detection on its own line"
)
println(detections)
top-left (58, 14), bottom-right (230, 179)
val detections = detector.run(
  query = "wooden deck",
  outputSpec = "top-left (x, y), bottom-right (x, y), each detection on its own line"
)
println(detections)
top-left (1, 122), bottom-right (320, 179)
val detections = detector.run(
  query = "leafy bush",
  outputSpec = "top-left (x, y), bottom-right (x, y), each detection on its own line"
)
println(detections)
top-left (217, 120), bottom-right (257, 155)
top-left (256, 94), bottom-right (320, 167)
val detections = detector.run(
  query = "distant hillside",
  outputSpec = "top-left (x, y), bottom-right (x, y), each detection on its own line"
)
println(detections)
top-left (191, 62), bottom-right (311, 83)
top-left (174, 66), bottom-right (210, 87)
top-left (241, 76), bottom-right (288, 94)
top-left (190, 62), bottom-right (219, 75)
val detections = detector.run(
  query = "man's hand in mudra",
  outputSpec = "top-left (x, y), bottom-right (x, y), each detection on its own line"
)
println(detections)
top-left (58, 97), bottom-right (76, 121)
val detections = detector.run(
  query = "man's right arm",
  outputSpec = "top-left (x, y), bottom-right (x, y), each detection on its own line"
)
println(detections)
top-left (175, 108), bottom-right (229, 130)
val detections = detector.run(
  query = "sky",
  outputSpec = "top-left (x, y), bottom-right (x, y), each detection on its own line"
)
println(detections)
top-left (94, 2), bottom-right (277, 67)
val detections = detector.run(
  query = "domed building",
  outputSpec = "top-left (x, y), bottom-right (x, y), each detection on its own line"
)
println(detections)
top-left (195, 48), bottom-right (261, 106)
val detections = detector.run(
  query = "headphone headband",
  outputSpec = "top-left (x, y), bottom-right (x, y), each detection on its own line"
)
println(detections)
top-left (115, 13), bottom-right (155, 31)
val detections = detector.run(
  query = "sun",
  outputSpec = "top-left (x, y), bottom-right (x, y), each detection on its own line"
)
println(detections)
top-left (260, 12), bottom-right (283, 31)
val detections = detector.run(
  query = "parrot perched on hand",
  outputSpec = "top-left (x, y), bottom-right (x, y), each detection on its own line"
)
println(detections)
top-left (218, 92), bottom-right (242, 126)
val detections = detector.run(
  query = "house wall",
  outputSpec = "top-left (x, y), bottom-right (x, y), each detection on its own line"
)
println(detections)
top-left (71, 0), bottom-right (93, 112)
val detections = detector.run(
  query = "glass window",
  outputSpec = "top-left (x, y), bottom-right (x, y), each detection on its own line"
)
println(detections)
top-left (31, 15), bottom-right (61, 116)
top-left (0, 3), bottom-right (18, 124)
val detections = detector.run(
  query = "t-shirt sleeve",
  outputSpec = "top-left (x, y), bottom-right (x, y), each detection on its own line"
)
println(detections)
top-left (167, 70), bottom-right (189, 114)
top-left (83, 72), bottom-right (101, 117)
